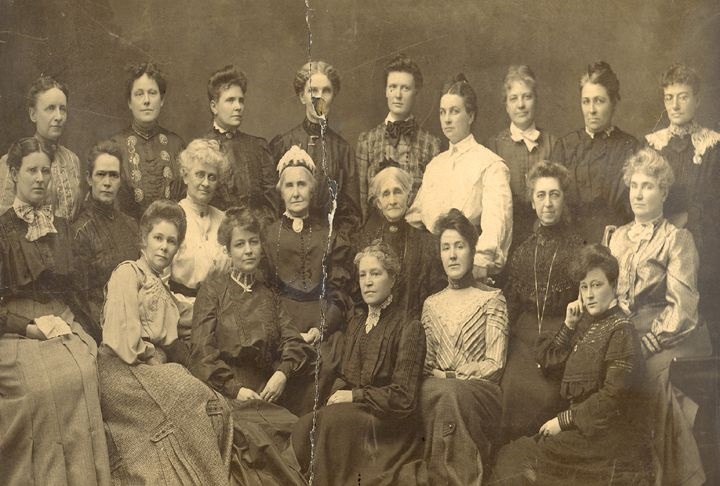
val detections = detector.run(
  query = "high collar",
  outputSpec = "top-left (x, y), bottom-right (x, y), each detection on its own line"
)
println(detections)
top-left (131, 120), bottom-right (159, 140)
top-left (302, 118), bottom-right (326, 137)
top-left (448, 271), bottom-right (475, 289)
top-left (87, 193), bottom-right (117, 220)
top-left (230, 268), bottom-right (256, 292)
top-left (535, 220), bottom-right (568, 241)
top-left (34, 133), bottom-right (58, 156)
top-left (588, 302), bottom-right (620, 323)
top-left (448, 133), bottom-right (475, 156)
top-left (668, 121), bottom-right (700, 138)
top-left (180, 197), bottom-right (210, 218)
top-left (384, 113), bottom-right (414, 124)
top-left (584, 125), bottom-right (615, 139)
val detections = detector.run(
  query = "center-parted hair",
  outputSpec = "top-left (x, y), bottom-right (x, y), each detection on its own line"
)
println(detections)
top-left (139, 199), bottom-right (187, 247)
top-left (580, 61), bottom-right (621, 104)
top-left (217, 206), bottom-right (262, 250)
top-left (27, 75), bottom-right (68, 110)
top-left (207, 65), bottom-right (248, 102)
top-left (441, 73), bottom-right (477, 118)
top-left (6, 137), bottom-right (52, 172)
top-left (293, 61), bottom-right (341, 97)
top-left (383, 54), bottom-right (423, 89)
top-left (502, 65), bottom-right (537, 103)
top-left (525, 160), bottom-right (571, 200)
top-left (125, 62), bottom-right (167, 101)
top-left (434, 208), bottom-right (479, 252)
top-left (368, 166), bottom-right (413, 204)
top-left (570, 244), bottom-right (619, 286)
top-left (86, 140), bottom-right (123, 174)
top-left (353, 240), bottom-right (402, 281)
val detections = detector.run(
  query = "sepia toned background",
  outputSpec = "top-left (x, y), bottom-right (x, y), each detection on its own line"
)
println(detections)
top-left (0, 0), bottom-right (718, 160)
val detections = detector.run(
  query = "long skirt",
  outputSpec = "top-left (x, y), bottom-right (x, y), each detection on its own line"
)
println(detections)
top-left (0, 298), bottom-right (111, 486)
top-left (292, 403), bottom-right (427, 486)
top-left (228, 399), bottom-right (306, 486)
top-left (633, 304), bottom-right (713, 486)
top-left (490, 419), bottom-right (654, 486)
top-left (418, 377), bottom-right (502, 486)
top-left (499, 312), bottom-right (567, 442)
top-left (98, 348), bottom-right (234, 485)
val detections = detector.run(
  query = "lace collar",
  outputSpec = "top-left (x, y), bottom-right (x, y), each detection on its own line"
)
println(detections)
top-left (646, 122), bottom-right (720, 165)
top-left (365, 294), bottom-right (393, 333)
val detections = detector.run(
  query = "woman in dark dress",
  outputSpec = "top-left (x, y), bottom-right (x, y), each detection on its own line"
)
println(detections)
top-left (0, 138), bottom-right (110, 485)
top-left (554, 61), bottom-right (640, 244)
top-left (500, 161), bottom-right (585, 443)
top-left (419, 209), bottom-right (509, 485)
top-left (292, 242), bottom-right (427, 486)
top-left (262, 145), bottom-right (353, 411)
top-left (189, 206), bottom-right (314, 485)
top-left (358, 165), bottom-right (445, 317)
top-left (491, 245), bottom-right (653, 486)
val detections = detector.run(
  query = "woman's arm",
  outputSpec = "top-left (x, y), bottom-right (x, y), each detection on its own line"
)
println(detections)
top-left (421, 303), bottom-right (439, 376)
top-left (273, 297), bottom-right (316, 379)
top-left (103, 263), bottom-right (155, 364)
top-left (475, 161), bottom-right (513, 273)
top-left (455, 295), bottom-right (509, 381)
top-left (352, 319), bottom-right (426, 418)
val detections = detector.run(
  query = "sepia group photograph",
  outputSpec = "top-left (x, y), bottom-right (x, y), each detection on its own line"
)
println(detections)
top-left (0, 0), bottom-right (718, 484)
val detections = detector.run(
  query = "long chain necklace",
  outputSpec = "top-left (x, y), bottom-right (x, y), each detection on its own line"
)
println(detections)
top-left (533, 238), bottom-right (559, 335)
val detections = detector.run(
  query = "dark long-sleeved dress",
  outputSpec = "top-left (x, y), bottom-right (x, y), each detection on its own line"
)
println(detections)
top-left (357, 217), bottom-right (446, 318)
top-left (0, 210), bottom-right (111, 485)
top-left (109, 121), bottom-right (185, 220)
top-left (291, 299), bottom-right (427, 486)
top-left (71, 196), bottom-right (140, 342)
top-left (263, 213), bottom-right (353, 410)
top-left (554, 127), bottom-right (640, 243)
top-left (500, 221), bottom-right (584, 442)
top-left (270, 119), bottom-right (362, 237)
top-left (492, 307), bottom-right (654, 486)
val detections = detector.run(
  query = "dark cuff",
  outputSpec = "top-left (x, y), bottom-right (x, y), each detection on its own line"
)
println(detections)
top-left (558, 409), bottom-right (575, 430)
top-left (641, 331), bottom-right (662, 356)
top-left (352, 388), bottom-right (365, 403)
top-left (324, 303), bottom-right (344, 335)
top-left (165, 340), bottom-right (189, 366)
top-left (225, 380), bottom-right (243, 400)
top-left (554, 324), bottom-right (575, 347)
top-left (445, 370), bottom-right (457, 379)
top-left (276, 361), bottom-right (294, 379)
top-left (3, 312), bottom-right (32, 335)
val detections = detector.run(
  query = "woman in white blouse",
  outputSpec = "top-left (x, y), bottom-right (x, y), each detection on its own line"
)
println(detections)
top-left (170, 139), bottom-right (231, 329)
top-left (406, 74), bottom-right (512, 281)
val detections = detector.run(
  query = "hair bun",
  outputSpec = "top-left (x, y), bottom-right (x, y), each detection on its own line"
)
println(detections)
top-left (453, 73), bottom-right (469, 84)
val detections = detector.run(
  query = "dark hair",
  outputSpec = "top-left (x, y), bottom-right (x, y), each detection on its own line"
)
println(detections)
top-left (525, 160), bottom-right (571, 200)
top-left (139, 199), bottom-right (187, 246)
top-left (570, 244), bottom-right (619, 286)
top-left (207, 65), bottom-right (248, 102)
top-left (27, 75), bottom-right (68, 110)
top-left (383, 54), bottom-right (423, 89)
top-left (86, 140), bottom-right (123, 174)
top-left (6, 137), bottom-right (52, 172)
top-left (661, 63), bottom-right (701, 95)
top-left (293, 61), bottom-right (341, 97)
top-left (125, 62), bottom-right (167, 101)
top-left (353, 240), bottom-right (402, 281)
top-left (217, 206), bottom-right (261, 250)
top-left (434, 208), bottom-right (479, 252)
top-left (580, 61), bottom-right (621, 104)
top-left (442, 73), bottom-right (477, 118)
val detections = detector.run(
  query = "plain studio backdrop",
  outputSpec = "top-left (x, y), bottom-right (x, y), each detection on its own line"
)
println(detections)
top-left (0, 0), bottom-right (718, 159)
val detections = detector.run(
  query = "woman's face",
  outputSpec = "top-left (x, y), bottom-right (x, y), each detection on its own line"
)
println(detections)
top-left (440, 94), bottom-right (474, 144)
top-left (128, 74), bottom-right (164, 127)
top-left (184, 160), bottom-right (219, 206)
top-left (440, 229), bottom-right (474, 281)
top-left (664, 83), bottom-right (699, 127)
top-left (629, 171), bottom-right (666, 223)
top-left (375, 176), bottom-right (409, 223)
top-left (144, 220), bottom-right (180, 272)
top-left (13, 151), bottom-right (52, 206)
top-left (280, 166), bottom-right (314, 218)
top-left (30, 87), bottom-right (67, 142)
top-left (505, 80), bottom-right (536, 130)
top-left (358, 255), bottom-right (394, 306)
top-left (229, 226), bottom-right (262, 273)
top-left (300, 73), bottom-right (335, 123)
top-left (581, 82), bottom-right (614, 134)
top-left (531, 176), bottom-right (565, 226)
top-left (579, 267), bottom-right (616, 316)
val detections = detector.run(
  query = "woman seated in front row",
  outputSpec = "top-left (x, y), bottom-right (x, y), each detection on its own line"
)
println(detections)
top-left (189, 206), bottom-right (314, 485)
top-left (500, 161), bottom-right (585, 442)
top-left (0, 137), bottom-right (110, 485)
top-left (605, 148), bottom-right (712, 486)
top-left (491, 245), bottom-right (653, 485)
top-left (419, 208), bottom-right (509, 485)
top-left (292, 241), bottom-right (427, 486)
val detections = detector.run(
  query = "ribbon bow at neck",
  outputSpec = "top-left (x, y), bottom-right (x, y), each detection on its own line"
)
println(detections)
top-left (510, 123), bottom-right (540, 151)
top-left (13, 198), bottom-right (57, 241)
top-left (627, 221), bottom-right (654, 244)
top-left (386, 119), bottom-right (416, 148)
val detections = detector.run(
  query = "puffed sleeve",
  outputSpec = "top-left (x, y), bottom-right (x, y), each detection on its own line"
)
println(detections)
top-left (559, 322), bottom-right (640, 436)
top-left (405, 168), bottom-right (428, 230)
top-left (355, 130), bottom-right (371, 220)
top-left (475, 161), bottom-right (513, 272)
top-left (257, 138), bottom-right (281, 219)
top-left (352, 319), bottom-right (426, 419)
top-left (335, 142), bottom-right (362, 239)
top-left (324, 232), bottom-right (355, 334)
top-left (421, 302), bottom-right (439, 376)
top-left (188, 278), bottom-right (243, 398)
top-left (273, 295), bottom-right (316, 379)
top-left (456, 294), bottom-right (509, 382)
top-left (536, 322), bottom-right (576, 372)
top-left (642, 229), bottom-right (700, 355)
top-left (102, 262), bottom-right (155, 365)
